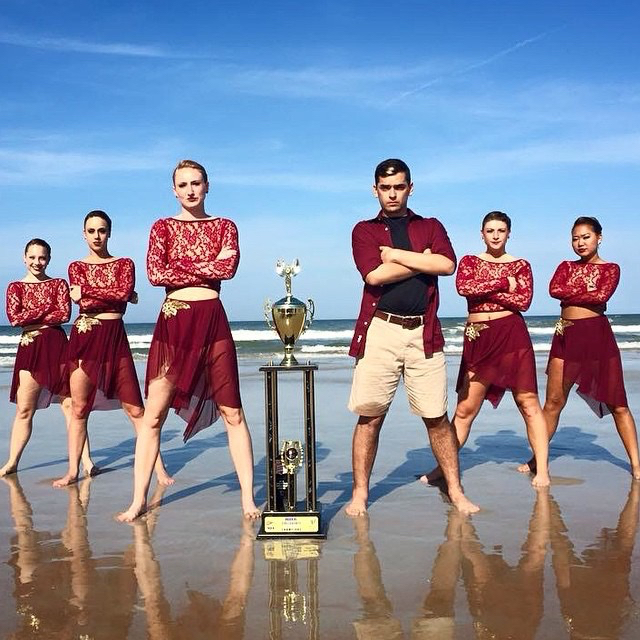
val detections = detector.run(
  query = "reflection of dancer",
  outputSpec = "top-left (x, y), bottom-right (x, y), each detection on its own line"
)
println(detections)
top-left (521, 216), bottom-right (640, 479)
top-left (416, 489), bottom-right (551, 639)
top-left (549, 482), bottom-right (639, 639)
top-left (54, 211), bottom-right (170, 487)
top-left (2, 238), bottom-right (94, 477)
top-left (351, 516), bottom-right (403, 640)
top-left (119, 160), bottom-right (259, 521)
top-left (424, 211), bottom-right (549, 487)
top-left (347, 158), bottom-right (478, 516)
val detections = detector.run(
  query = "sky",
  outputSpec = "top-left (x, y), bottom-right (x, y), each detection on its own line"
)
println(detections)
top-left (1, 0), bottom-right (639, 322)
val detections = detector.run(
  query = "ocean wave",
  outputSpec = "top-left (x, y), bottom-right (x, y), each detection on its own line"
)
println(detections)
top-left (230, 328), bottom-right (354, 342)
top-left (300, 345), bottom-right (350, 354)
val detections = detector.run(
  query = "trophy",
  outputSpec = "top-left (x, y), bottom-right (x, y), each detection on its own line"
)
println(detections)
top-left (258, 259), bottom-right (325, 539)
top-left (264, 259), bottom-right (315, 367)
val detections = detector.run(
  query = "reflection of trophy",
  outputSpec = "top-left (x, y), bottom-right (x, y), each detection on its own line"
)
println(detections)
top-left (264, 259), bottom-right (315, 367)
top-left (258, 259), bottom-right (325, 540)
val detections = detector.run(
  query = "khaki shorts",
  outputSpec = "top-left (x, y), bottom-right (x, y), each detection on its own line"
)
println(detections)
top-left (348, 316), bottom-right (448, 418)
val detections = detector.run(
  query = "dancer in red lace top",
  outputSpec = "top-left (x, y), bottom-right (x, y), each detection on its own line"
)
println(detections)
top-left (1, 239), bottom-right (94, 476)
top-left (118, 159), bottom-right (259, 522)
top-left (521, 216), bottom-right (640, 479)
top-left (53, 211), bottom-right (171, 487)
top-left (423, 211), bottom-right (549, 487)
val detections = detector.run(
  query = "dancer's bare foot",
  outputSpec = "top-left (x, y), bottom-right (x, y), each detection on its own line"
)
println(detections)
top-left (53, 473), bottom-right (79, 488)
top-left (117, 501), bottom-right (147, 523)
top-left (518, 458), bottom-right (536, 474)
top-left (448, 488), bottom-right (480, 515)
top-left (155, 470), bottom-right (175, 487)
top-left (84, 465), bottom-right (101, 478)
top-left (0, 462), bottom-right (17, 477)
top-left (419, 466), bottom-right (444, 485)
top-left (345, 494), bottom-right (368, 517)
top-left (242, 498), bottom-right (261, 520)
top-left (531, 472), bottom-right (550, 488)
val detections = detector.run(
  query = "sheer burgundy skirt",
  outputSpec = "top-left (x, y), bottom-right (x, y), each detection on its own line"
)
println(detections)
top-left (548, 315), bottom-right (627, 417)
top-left (457, 313), bottom-right (538, 408)
top-left (145, 298), bottom-right (241, 442)
top-left (10, 326), bottom-right (69, 409)
top-left (68, 317), bottom-right (143, 415)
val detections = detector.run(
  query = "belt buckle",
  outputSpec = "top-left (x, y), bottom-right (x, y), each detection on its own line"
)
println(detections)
top-left (401, 316), bottom-right (421, 330)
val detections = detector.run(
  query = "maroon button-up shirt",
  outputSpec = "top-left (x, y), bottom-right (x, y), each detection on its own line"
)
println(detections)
top-left (349, 209), bottom-right (456, 358)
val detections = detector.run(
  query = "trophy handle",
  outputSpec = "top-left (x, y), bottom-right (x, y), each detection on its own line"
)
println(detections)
top-left (264, 299), bottom-right (275, 330)
top-left (305, 298), bottom-right (315, 331)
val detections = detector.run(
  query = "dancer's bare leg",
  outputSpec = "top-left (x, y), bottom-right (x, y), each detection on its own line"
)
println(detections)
top-left (513, 390), bottom-right (550, 487)
top-left (122, 401), bottom-right (174, 486)
top-left (518, 357), bottom-right (571, 474)
top-left (53, 367), bottom-right (92, 487)
top-left (60, 396), bottom-right (97, 477)
top-left (421, 374), bottom-right (487, 484)
top-left (345, 414), bottom-right (385, 516)
top-left (608, 405), bottom-right (640, 480)
top-left (0, 371), bottom-right (40, 476)
top-left (118, 376), bottom-right (174, 522)
top-left (424, 414), bottom-right (479, 513)
top-left (220, 405), bottom-right (260, 519)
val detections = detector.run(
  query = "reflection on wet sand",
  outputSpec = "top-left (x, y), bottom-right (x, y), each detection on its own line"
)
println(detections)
top-left (263, 538), bottom-right (321, 639)
top-left (550, 481), bottom-right (640, 639)
top-left (4, 475), bottom-right (137, 639)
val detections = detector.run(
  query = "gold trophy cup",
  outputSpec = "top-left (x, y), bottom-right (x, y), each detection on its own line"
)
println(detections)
top-left (265, 259), bottom-right (314, 366)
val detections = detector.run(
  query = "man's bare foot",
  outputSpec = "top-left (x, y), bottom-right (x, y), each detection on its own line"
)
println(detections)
top-left (518, 458), bottom-right (536, 474)
top-left (448, 489), bottom-right (480, 515)
top-left (53, 473), bottom-right (79, 488)
top-left (532, 472), bottom-right (551, 488)
top-left (345, 496), bottom-right (368, 517)
top-left (156, 470), bottom-right (175, 487)
top-left (419, 466), bottom-right (444, 485)
top-left (117, 501), bottom-right (147, 523)
top-left (0, 462), bottom-right (17, 477)
top-left (242, 498), bottom-right (261, 520)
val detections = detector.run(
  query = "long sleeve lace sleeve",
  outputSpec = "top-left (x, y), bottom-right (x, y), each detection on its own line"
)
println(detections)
top-left (484, 261), bottom-right (533, 311)
top-left (456, 255), bottom-right (510, 298)
top-left (147, 219), bottom-right (210, 288)
top-left (81, 259), bottom-right (135, 303)
top-left (6, 283), bottom-right (27, 326)
top-left (40, 280), bottom-right (71, 324)
top-left (550, 261), bottom-right (619, 305)
top-left (175, 219), bottom-right (240, 281)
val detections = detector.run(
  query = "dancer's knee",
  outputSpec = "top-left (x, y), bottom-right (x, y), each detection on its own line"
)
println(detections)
top-left (219, 405), bottom-right (244, 428)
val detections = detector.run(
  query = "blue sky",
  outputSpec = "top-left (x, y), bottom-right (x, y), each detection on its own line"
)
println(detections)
top-left (1, 1), bottom-right (639, 322)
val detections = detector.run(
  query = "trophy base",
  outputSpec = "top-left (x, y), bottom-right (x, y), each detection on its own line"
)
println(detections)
top-left (257, 509), bottom-right (326, 539)
top-left (279, 353), bottom-right (299, 367)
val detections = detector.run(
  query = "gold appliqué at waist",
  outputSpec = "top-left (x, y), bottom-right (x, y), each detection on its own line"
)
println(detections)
top-left (465, 322), bottom-right (489, 341)
top-left (20, 329), bottom-right (42, 346)
top-left (162, 299), bottom-right (191, 319)
top-left (554, 318), bottom-right (574, 336)
top-left (74, 315), bottom-right (102, 334)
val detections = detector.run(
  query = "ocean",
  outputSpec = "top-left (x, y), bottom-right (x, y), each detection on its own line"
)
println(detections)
top-left (2, 314), bottom-right (640, 368)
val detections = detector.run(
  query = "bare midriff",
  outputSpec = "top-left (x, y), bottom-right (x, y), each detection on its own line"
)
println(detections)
top-left (467, 309), bottom-right (514, 323)
top-left (165, 286), bottom-right (219, 302)
top-left (79, 312), bottom-right (123, 320)
top-left (561, 304), bottom-right (604, 320)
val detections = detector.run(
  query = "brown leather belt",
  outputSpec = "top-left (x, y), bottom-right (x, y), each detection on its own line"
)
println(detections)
top-left (374, 310), bottom-right (423, 329)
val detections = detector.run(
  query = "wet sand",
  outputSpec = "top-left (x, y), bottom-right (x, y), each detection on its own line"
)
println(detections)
top-left (1, 354), bottom-right (640, 639)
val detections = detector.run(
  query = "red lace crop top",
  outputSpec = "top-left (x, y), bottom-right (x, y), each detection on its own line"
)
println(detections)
top-left (146, 217), bottom-right (239, 292)
top-left (68, 258), bottom-right (135, 314)
top-left (549, 260), bottom-right (619, 308)
top-left (456, 255), bottom-right (533, 313)
top-left (6, 279), bottom-right (71, 327)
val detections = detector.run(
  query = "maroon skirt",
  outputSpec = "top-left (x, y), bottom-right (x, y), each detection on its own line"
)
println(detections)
top-left (10, 326), bottom-right (69, 409)
top-left (145, 298), bottom-right (242, 442)
top-left (68, 317), bottom-right (143, 415)
top-left (457, 313), bottom-right (538, 408)
top-left (548, 315), bottom-right (627, 417)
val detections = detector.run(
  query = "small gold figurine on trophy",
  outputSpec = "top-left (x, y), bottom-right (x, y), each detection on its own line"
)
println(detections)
top-left (276, 440), bottom-right (304, 512)
top-left (264, 259), bottom-right (314, 366)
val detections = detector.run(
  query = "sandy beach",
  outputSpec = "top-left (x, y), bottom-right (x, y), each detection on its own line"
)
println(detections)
top-left (1, 353), bottom-right (640, 639)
